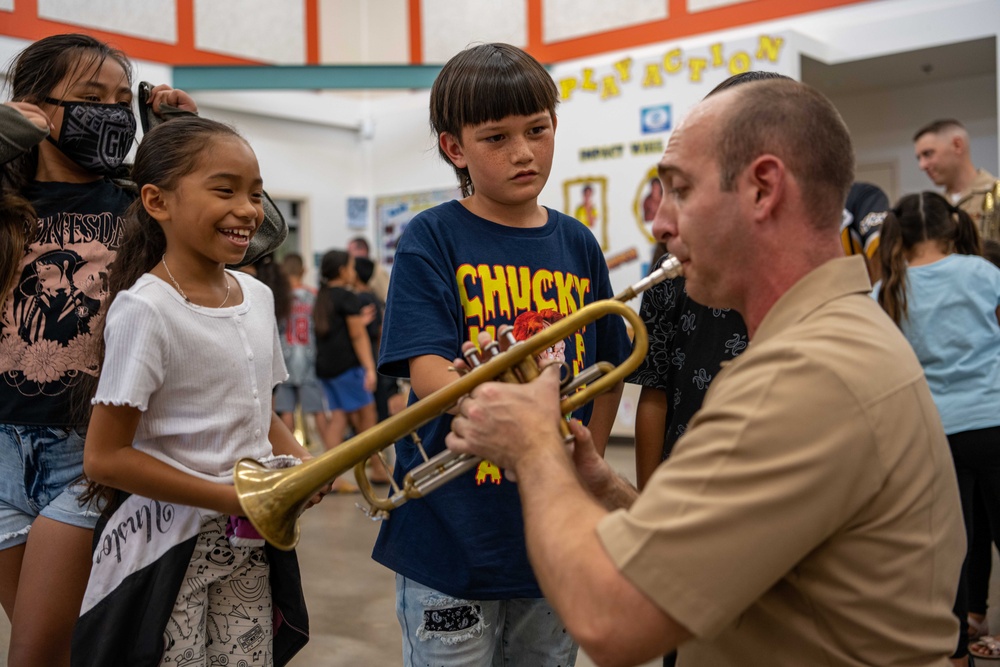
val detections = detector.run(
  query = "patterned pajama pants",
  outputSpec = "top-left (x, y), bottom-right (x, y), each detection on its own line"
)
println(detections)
top-left (160, 514), bottom-right (273, 666)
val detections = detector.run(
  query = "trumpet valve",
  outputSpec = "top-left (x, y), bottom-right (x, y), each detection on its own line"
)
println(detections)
top-left (463, 347), bottom-right (483, 368)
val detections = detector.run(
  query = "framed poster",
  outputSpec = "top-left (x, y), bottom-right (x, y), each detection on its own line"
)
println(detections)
top-left (562, 176), bottom-right (609, 250)
top-left (375, 187), bottom-right (460, 266)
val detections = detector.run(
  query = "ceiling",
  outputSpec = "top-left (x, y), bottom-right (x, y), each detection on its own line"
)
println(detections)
top-left (801, 36), bottom-right (996, 96)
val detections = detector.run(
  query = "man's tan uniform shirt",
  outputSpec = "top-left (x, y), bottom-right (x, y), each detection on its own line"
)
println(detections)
top-left (954, 168), bottom-right (999, 242)
top-left (598, 255), bottom-right (964, 666)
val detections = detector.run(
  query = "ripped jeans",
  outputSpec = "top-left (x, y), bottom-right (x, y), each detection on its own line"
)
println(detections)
top-left (396, 574), bottom-right (578, 667)
top-left (0, 424), bottom-right (100, 550)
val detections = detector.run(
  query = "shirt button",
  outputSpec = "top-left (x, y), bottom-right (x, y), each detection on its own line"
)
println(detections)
top-left (254, 429), bottom-right (261, 437)
top-left (248, 353), bottom-right (254, 360)
top-left (253, 390), bottom-right (258, 397)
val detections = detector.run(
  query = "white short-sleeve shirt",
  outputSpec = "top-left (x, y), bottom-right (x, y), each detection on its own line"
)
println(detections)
top-left (93, 270), bottom-right (287, 483)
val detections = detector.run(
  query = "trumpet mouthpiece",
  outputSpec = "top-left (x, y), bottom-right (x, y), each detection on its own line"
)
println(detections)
top-left (613, 255), bottom-right (683, 302)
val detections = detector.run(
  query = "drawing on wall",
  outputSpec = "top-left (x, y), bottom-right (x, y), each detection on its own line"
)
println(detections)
top-left (633, 166), bottom-right (661, 244)
top-left (375, 188), bottom-right (461, 266)
top-left (346, 197), bottom-right (368, 230)
top-left (563, 176), bottom-right (609, 250)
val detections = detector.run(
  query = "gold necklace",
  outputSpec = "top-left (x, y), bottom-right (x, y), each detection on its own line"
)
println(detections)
top-left (161, 256), bottom-right (231, 308)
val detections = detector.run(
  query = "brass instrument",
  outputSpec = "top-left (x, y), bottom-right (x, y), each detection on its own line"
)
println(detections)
top-left (983, 180), bottom-right (1000, 242)
top-left (234, 255), bottom-right (684, 550)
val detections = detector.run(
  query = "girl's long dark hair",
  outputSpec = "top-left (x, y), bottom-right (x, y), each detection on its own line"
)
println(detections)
top-left (1, 34), bottom-right (132, 306)
top-left (877, 191), bottom-right (981, 326)
top-left (251, 253), bottom-right (292, 323)
top-left (313, 250), bottom-right (350, 338)
top-left (79, 117), bottom-right (246, 512)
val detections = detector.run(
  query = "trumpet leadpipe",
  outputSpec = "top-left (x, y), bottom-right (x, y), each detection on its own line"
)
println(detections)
top-left (234, 255), bottom-right (684, 549)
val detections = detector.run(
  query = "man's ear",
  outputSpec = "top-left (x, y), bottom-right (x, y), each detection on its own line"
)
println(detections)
top-left (439, 132), bottom-right (467, 169)
top-left (140, 184), bottom-right (170, 223)
top-left (950, 134), bottom-right (965, 154)
top-left (746, 154), bottom-right (785, 220)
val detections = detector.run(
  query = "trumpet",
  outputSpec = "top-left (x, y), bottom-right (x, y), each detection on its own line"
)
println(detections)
top-left (983, 179), bottom-right (1000, 242)
top-left (234, 255), bottom-right (684, 550)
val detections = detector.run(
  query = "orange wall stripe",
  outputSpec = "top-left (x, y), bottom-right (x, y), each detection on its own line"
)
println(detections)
top-left (408, 0), bottom-right (423, 64)
top-left (528, 0), bottom-right (872, 64)
top-left (526, 0), bottom-right (544, 53)
top-left (1, 0), bottom-right (261, 65)
top-left (305, 0), bottom-right (320, 65)
top-left (176, 0), bottom-right (194, 50)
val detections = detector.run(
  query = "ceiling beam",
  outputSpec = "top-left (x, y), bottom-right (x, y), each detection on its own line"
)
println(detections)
top-left (172, 64), bottom-right (443, 91)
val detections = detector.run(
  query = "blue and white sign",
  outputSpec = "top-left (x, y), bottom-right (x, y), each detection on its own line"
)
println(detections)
top-left (640, 104), bottom-right (672, 134)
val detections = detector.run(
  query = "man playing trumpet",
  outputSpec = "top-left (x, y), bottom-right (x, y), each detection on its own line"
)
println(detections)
top-left (446, 79), bottom-right (964, 667)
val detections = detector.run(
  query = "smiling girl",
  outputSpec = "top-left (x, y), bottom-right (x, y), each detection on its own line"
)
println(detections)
top-left (76, 116), bottom-right (314, 666)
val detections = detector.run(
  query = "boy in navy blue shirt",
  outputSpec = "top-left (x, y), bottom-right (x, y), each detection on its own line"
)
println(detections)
top-left (374, 42), bottom-right (630, 666)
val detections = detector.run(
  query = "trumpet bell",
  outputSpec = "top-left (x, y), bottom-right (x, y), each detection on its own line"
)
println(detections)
top-left (234, 458), bottom-right (302, 550)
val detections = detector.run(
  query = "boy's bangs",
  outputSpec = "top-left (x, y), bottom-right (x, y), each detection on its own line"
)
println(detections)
top-left (457, 65), bottom-right (556, 127)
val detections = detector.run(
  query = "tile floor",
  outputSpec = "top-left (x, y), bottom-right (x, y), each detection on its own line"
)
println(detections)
top-left (0, 445), bottom-right (657, 667)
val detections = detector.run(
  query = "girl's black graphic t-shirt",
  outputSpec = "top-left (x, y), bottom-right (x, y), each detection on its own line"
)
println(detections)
top-left (0, 178), bottom-right (132, 426)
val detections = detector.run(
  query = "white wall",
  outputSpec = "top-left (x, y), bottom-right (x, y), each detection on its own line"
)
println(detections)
top-left (361, 0), bottom-right (999, 294)
top-left (368, 90), bottom-right (453, 198)
top-left (830, 72), bottom-right (998, 203)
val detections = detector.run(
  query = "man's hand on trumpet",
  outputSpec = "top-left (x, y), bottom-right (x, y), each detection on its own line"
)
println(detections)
top-left (446, 329), bottom-right (616, 497)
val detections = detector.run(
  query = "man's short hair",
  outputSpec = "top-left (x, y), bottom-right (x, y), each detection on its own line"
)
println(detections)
top-left (282, 252), bottom-right (304, 277)
top-left (913, 119), bottom-right (966, 143)
top-left (708, 70), bottom-right (790, 96)
top-left (348, 236), bottom-right (370, 254)
top-left (714, 79), bottom-right (854, 229)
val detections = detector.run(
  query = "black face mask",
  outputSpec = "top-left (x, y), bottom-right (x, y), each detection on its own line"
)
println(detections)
top-left (44, 98), bottom-right (137, 175)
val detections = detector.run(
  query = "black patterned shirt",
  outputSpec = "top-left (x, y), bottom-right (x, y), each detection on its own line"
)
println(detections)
top-left (626, 275), bottom-right (748, 458)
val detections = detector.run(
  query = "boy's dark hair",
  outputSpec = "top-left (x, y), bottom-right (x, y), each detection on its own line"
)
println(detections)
top-left (355, 257), bottom-right (375, 285)
top-left (430, 43), bottom-right (558, 197)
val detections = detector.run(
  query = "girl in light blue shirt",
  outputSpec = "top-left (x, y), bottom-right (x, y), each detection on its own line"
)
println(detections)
top-left (875, 191), bottom-right (1000, 663)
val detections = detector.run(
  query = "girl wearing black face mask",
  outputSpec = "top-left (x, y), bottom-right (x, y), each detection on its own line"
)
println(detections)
top-left (0, 34), bottom-right (197, 667)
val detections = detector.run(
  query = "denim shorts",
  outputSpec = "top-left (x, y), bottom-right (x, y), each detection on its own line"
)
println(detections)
top-left (274, 378), bottom-right (326, 414)
top-left (0, 424), bottom-right (101, 550)
top-left (320, 366), bottom-right (374, 412)
top-left (395, 574), bottom-right (578, 666)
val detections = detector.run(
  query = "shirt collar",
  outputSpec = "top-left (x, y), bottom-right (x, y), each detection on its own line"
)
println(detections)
top-left (751, 255), bottom-right (872, 346)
